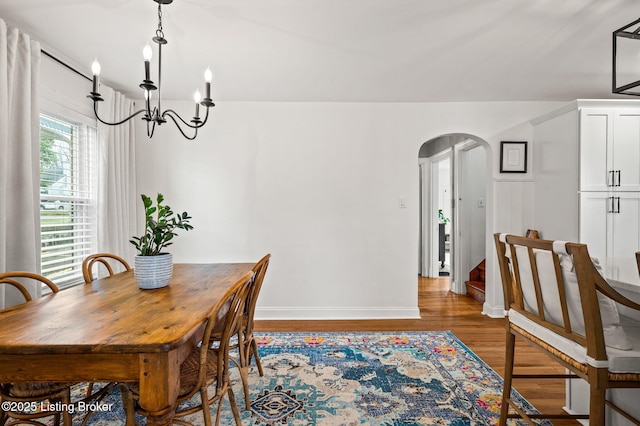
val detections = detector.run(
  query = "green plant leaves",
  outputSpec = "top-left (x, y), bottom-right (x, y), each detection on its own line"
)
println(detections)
top-left (130, 193), bottom-right (193, 256)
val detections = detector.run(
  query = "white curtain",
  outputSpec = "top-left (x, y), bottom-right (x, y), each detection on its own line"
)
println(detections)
top-left (96, 85), bottom-right (137, 265)
top-left (0, 19), bottom-right (41, 308)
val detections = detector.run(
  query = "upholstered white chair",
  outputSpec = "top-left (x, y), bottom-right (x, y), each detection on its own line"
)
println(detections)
top-left (494, 233), bottom-right (640, 425)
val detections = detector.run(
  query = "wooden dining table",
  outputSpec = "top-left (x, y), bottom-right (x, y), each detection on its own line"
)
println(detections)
top-left (0, 262), bottom-right (254, 425)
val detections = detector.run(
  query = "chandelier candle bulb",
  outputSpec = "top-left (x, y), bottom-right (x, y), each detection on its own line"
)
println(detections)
top-left (194, 90), bottom-right (201, 119)
top-left (204, 67), bottom-right (212, 99)
top-left (143, 44), bottom-right (152, 82)
top-left (91, 59), bottom-right (100, 93)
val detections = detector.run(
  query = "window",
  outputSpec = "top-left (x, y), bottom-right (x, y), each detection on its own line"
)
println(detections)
top-left (39, 113), bottom-right (97, 288)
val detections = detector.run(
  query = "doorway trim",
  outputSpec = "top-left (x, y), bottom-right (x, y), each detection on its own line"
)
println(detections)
top-left (430, 150), bottom-right (452, 282)
top-left (419, 133), bottom-right (491, 298)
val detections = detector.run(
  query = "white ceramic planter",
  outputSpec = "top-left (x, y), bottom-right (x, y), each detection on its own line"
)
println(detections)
top-left (133, 253), bottom-right (173, 289)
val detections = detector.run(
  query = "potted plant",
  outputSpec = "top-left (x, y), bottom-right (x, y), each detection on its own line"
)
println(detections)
top-left (438, 209), bottom-right (450, 224)
top-left (130, 193), bottom-right (193, 289)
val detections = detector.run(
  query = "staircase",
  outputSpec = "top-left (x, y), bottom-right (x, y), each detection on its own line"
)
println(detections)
top-left (465, 259), bottom-right (485, 303)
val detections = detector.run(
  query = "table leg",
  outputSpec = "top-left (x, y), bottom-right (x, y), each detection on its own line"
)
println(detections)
top-left (138, 352), bottom-right (180, 426)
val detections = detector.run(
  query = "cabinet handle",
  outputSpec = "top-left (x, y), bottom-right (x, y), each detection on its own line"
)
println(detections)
top-left (609, 170), bottom-right (615, 187)
top-left (616, 196), bottom-right (621, 214)
top-left (616, 170), bottom-right (621, 187)
top-left (608, 196), bottom-right (614, 213)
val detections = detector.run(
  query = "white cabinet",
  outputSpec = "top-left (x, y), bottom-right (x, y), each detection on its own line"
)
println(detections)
top-left (579, 107), bottom-right (640, 259)
top-left (613, 111), bottom-right (640, 191)
top-left (579, 192), bottom-right (640, 261)
top-left (580, 109), bottom-right (640, 192)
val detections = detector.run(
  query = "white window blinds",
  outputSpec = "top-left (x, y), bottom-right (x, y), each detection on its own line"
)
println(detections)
top-left (40, 114), bottom-right (98, 288)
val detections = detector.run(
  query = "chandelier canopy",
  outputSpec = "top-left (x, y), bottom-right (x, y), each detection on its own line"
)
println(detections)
top-left (88, 0), bottom-right (214, 140)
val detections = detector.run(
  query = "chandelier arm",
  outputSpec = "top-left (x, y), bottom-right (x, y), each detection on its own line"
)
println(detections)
top-left (94, 103), bottom-right (149, 126)
top-left (162, 112), bottom-right (198, 140)
top-left (162, 107), bottom-right (209, 129)
top-left (147, 120), bottom-right (157, 138)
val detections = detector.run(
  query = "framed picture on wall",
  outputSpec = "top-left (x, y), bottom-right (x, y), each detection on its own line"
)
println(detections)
top-left (499, 141), bottom-right (527, 173)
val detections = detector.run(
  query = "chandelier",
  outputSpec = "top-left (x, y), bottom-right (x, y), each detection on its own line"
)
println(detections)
top-left (87, 0), bottom-right (214, 140)
top-left (613, 17), bottom-right (640, 96)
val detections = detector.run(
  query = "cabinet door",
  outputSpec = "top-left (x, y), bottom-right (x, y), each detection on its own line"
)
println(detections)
top-left (580, 109), bottom-right (613, 192)
top-left (611, 192), bottom-right (640, 258)
top-left (613, 111), bottom-right (640, 192)
top-left (580, 192), bottom-right (640, 260)
top-left (579, 192), bottom-right (611, 261)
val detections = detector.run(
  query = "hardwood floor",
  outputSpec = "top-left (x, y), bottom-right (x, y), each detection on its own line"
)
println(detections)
top-left (255, 276), bottom-right (580, 425)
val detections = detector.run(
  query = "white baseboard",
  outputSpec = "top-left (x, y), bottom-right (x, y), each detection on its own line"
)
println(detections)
top-left (562, 406), bottom-right (588, 425)
top-left (255, 306), bottom-right (421, 321)
top-left (482, 302), bottom-right (506, 318)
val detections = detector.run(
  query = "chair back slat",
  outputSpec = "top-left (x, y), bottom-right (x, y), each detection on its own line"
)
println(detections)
top-left (552, 251), bottom-right (573, 333)
top-left (526, 246), bottom-right (547, 322)
top-left (494, 235), bottom-right (515, 310)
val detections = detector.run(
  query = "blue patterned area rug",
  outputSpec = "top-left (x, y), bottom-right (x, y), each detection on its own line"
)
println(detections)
top-left (47, 331), bottom-right (549, 425)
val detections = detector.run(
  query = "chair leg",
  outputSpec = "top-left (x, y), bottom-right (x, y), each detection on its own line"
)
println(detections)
top-left (499, 330), bottom-right (516, 426)
top-left (227, 385), bottom-right (242, 426)
top-left (237, 337), bottom-right (253, 409)
top-left (589, 384), bottom-right (606, 425)
top-left (117, 384), bottom-right (137, 426)
top-left (239, 364), bottom-right (251, 410)
top-left (85, 383), bottom-right (94, 399)
top-left (0, 403), bottom-right (7, 426)
top-left (199, 387), bottom-right (213, 426)
top-left (251, 338), bottom-right (264, 377)
top-left (62, 391), bottom-right (73, 426)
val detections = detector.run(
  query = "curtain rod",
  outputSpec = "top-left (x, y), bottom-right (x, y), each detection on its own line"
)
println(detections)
top-left (41, 49), bottom-right (91, 83)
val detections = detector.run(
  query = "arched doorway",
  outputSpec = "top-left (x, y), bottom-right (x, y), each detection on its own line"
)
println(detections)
top-left (419, 134), bottom-right (489, 297)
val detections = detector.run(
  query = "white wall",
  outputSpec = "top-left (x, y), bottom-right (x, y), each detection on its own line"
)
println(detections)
top-left (134, 100), bottom-right (565, 320)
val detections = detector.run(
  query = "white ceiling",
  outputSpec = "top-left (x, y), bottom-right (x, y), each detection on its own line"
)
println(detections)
top-left (0, 0), bottom-right (638, 102)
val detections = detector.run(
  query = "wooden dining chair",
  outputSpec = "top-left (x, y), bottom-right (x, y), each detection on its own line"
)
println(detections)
top-left (82, 253), bottom-right (131, 283)
top-left (0, 272), bottom-right (74, 426)
top-left (494, 234), bottom-right (640, 425)
top-left (238, 253), bottom-right (270, 407)
top-left (122, 270), bottom-right (254, 426)
top-left (209, 254), bottom-right (271, 409)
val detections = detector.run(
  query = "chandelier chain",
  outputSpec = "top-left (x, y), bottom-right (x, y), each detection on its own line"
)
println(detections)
top-left (156, 3), bottom-right (165, 40)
